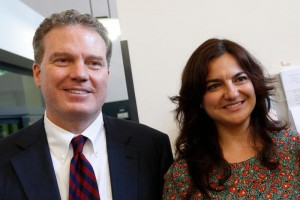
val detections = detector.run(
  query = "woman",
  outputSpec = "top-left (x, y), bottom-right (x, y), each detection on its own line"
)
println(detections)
top-left (163, 38), bottom-right (300, 199)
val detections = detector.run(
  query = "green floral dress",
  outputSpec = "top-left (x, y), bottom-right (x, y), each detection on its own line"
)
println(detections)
top-left (163, 128), bottom-right (300, 199)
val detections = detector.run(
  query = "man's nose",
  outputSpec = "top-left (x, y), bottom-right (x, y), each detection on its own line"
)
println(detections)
top-left (70, 61), bottom-right (89, 81)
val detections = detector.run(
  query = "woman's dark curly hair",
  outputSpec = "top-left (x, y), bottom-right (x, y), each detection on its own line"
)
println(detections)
top-left (170, 38), bottom-right (287, 197)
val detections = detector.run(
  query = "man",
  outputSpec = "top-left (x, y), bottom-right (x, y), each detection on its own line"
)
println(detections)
top-left (0, 9), bottom-right (173, 200)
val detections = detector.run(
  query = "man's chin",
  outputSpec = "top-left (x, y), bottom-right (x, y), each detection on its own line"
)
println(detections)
top-left (67, 108), bottom-right (101, 118)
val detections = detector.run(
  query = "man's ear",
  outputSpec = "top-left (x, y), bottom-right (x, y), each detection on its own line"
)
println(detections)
top-left (32, 63), bottom-right (41, 87)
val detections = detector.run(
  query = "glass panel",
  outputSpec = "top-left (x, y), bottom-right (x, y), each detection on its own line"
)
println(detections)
top-left (0, 68), bottom-right (44, 137)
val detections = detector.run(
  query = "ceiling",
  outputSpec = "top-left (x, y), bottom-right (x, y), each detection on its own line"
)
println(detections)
top-left (20, 0), bottom-right (116, 18)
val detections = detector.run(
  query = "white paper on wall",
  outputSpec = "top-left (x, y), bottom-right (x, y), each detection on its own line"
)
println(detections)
top-left (280, 65), bottom-right (300, 132)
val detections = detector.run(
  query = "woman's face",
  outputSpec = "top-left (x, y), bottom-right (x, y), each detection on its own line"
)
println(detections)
top-left (202, 53), bottom-right (256, 129)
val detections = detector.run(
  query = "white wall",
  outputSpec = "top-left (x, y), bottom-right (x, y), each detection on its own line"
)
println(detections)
top-left (0, 0), bottom-right (42, 59)
top-left (116, 0), bottom-right (300, 146)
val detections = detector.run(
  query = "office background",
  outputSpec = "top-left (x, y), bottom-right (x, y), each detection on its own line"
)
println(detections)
top-left (116, 0), bottom-right (300, 146)
top-left (1, 0), bottom-right (300, 148)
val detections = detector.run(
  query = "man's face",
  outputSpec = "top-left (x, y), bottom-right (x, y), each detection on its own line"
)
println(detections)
top-left (33, 25), bottom-right (109, 129)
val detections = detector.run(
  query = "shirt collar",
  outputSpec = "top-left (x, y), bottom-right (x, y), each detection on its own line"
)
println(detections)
top-left (44, 112), bottom-right (104, 162)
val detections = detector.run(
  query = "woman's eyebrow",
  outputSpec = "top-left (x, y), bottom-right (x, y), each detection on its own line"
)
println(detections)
top-left (206, 72), bottom-right (246, 84)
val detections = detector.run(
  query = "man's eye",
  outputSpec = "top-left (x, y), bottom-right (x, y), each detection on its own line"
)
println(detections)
top-left (54, 58), bottom-right (70, 65)
top-left (87, 61), bottom-right (103, 69)
top-left (92, 62), bottom-right (102, 66)
top-left (58, 58), bottom-right (68, 62)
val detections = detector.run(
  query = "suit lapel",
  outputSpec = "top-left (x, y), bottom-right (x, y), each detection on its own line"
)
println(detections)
top-left (11, 119), bottom-right (60, 200)
top-left (103, 116), bottom-right (139, 200)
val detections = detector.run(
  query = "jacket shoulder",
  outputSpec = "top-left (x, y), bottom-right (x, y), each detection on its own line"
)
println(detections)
top-left (0, 118), bottom-right (44, 153)
top-left (103, 115), bottom-right (167, 138)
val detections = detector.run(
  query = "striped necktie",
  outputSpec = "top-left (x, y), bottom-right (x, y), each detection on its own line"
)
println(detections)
top-left (69, 135), bottom-right (100, 200)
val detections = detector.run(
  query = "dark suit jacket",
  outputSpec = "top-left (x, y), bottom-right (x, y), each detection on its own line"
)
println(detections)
top-left (0, 115), bottom-right (173, 200)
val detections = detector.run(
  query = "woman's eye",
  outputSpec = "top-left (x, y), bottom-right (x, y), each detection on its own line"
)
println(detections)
top-left (207, 83), bottom-right (220, 91)
top-left (236, 76), bottom-right (248, 83)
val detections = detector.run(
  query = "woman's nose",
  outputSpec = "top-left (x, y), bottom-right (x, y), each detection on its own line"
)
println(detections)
top-left (224, 83), bottom-right (239, 100)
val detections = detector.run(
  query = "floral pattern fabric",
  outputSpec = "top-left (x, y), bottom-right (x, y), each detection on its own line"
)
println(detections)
top-left (163, 128), bottom-right (300, 199)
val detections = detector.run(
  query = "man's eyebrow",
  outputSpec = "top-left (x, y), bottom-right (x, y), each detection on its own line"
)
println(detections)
top-left (86, 55), bottom-right (104, 60)
top-left (49, 52), bottom-right (72, 60)
top-left (49, 53), bottom-right (105, 61)
top-left (85, 55), bottom-right (105, 60)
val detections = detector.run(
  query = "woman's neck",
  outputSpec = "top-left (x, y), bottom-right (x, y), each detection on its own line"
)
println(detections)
top-left (217, 124), bottom-right (260, 163)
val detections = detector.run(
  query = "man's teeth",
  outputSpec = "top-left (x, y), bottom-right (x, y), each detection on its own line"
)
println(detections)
top-left (67, 90), bottom-right (88, 94)
top-left (225, 102), bottom-right (242, 109)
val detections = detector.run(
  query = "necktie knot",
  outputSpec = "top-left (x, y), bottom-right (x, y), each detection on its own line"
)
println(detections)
top-left (71, 135), bottom-right (87, 155)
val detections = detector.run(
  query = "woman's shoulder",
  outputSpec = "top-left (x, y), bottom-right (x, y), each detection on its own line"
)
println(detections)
top-left (269, 127), bottom-right (300, 152)
top-left (167, 159), bottom-right (188, 172)
top-left (165, 159), bottom-right (190, 180)
top-left (164, 159), bottom-right (192, 194)
top-left (269, 127), bottom-right (299, 142)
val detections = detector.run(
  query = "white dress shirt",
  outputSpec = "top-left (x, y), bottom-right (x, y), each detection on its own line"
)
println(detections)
top-left (44, 112), bottom-right (112, 200)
